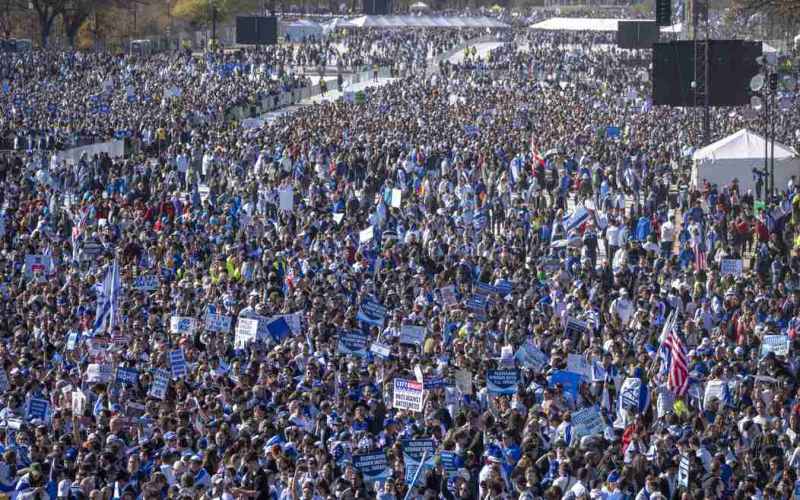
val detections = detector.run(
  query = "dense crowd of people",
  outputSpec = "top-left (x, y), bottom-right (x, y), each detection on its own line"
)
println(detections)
top-left (0, 19), bottom-right (800, 500)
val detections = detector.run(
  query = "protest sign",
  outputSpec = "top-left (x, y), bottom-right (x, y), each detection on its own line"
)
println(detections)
top-left (169, 316), bottom-right (197, 335)
top-left (515, 341), bottom-right (548, 372)
top-left (24, 254), bottom-right (53, 279)
top-left (72, 391), bottom-right (86, 416)
top-left (338, 330), bottom-right (369, 357)
top-left (572, 406), bottom-right (605, 439)
top-left (678, 456), bottom-right (690, 488)
top-left (565, 317), bottom-right (590, 337)
top-left (454, 369), bottom-right (473, 395)
top-left (370, 342), bottom-right (391, 359)
top-left (264, 317), bottom-right (291, 342)
top-left (439, 285), bottom-right (457, 307)
top-left (761, 335), bottom-right (790, 357)
top-left (567, 354), bottom-right (592, 378)
top-left (86, 363), bottom-right (113, 384)
top-left (720, 259), bottom-right (743, 277)
top-left (402, 439), bottom-right (436, 485)
top-left (356, 299), bottom-right (386, 326)
top-left (27, 398), bottom-right (48, 421)
top-left (494, 280), bottom-right (513, 297)
top-left (359, 226), bottom-right (374, 243)
top-left (548, 370), bottom-right (582, 399)
top-left (703, 380), bottom-right (729, 410)
top-left (439, 451), bottom-right (459, 479)
top-left (400, 325), bottom-right (426, 346)
top-left (235, 318), bottom-right (259, 348)
top-left (132, 275), bottom-right (159, 291)
top-left (115, 367), bottom-right (139, 387)
top-left (353, 451), bottom-right (390, 482)
top-left (169, 350), bottom-right (188, 379)
top-left (204, 313), bottom-right (232, 333)
top-left (423, 375), bottom-right (447, 390)
top-left (0, 368), bottom-right (9, 393)
top-left (393, 379), bottom-right (424, 412)
top-left (278, 187), bottom-right (294, 211)
top-left (148, 369), bottom-right (169, 400)
top-left (390, 189), bottom-right (402, 208)
top-left (486, 369), bottom-right (519, 395)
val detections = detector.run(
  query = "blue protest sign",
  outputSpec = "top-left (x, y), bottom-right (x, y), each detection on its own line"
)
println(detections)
top-left (606, 126), bottom-right (620, 139)
top-left (464, 125), bottom-right (479, 137)
top-left (338, 330), bottom-right (369, 357)
top-left (169, 350), bottom-right (187, 379)
top-left (494, 280), bottom-right (513, 297)
top-left (356, 299), bottom-right (386, 327)
top-left (127, 94), bottom-right (137, 103)
top-left (548, 370), bottom-right (582, 399)
top-left (402, 439), bottom-right (436, 485)
top-left (99, 104), bottom-right (110, 114)
top-left (353, 450), bottom-right (390, 482)
top-left (266, 317), bottom-right (290, 342)
top-left (474, 281), bottom-right (497, 298)
top-left (423, 375), bottom-right (447, 389)
top-left (27, 398), bottom-right (48, 421)
top-left (1, 81), bottom-right (9, 94)
top-left (515, 341), bottom-right (548, 372)
top-left (440, 451), bottom-right (459, 479)
top-left (115, 367), bottom-right (139, 387)
top-left (486, 369), bottom-right (519, 395)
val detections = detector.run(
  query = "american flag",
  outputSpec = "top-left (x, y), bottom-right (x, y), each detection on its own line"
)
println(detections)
top-left (660, 312), bottom-right (689, 396)
top-left (693, 239), bottom-right (707, 271)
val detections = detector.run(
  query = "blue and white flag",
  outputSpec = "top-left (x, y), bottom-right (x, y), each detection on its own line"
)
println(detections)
top-left (615, 376), bottom-right (649, 429)
top-left (92, 259), bottom-right (121, 335)
top-left (562, 207), bottom-right (589, 233)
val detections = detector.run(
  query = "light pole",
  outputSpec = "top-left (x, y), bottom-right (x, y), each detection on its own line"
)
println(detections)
top-left (750, 54), bottom-right (796, 199)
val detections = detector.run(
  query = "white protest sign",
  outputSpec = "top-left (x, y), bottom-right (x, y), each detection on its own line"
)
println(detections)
top-left (370, 342), bottom-right (391, 359)
top-left (391, 189), bottom-right (402, 208)
top-left (71, 391), bottom-right (86, 415)
top-left (455, 369), bottom-right (473, 395)
top-left (720, 259), bottom-right (743, 277)
top-left (400, 325), bottom-right (426, 346)
top-left (235, 318), bottom-right (259, 348)
top-left (678, 456), bottom-right (690, 488)
top-left (86, 363), bottom-right (112, 384)
top-left (278, 187), bottom-right (294, 211)
top-left (132, 275), bottom-right (159, 291)
top-left (567, 354), bottom-right (592, 378)
top-left (359, 226), bottom-right (374, 243)
top-left (204, 313), bottom-right (232, 333)
top-left (761, 335), bottom-right (790, 357)
top-left (148, 369), bottom-right (170, 400)
top-left (169, 316), bottom-right (197, 334)
top-left (333, 213), bottom-right (345, 224)
top-left (393, 379), bottom-right (424, 412)
top-left (703, 380), bottom-right (728, 410)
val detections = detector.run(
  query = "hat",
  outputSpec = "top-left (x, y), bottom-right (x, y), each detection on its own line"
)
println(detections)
top-left (191, 454), bottom-right (203, 462)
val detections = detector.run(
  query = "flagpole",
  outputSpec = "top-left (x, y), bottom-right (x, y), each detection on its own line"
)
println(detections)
top-left (403, 451), bottom-right (428, 500)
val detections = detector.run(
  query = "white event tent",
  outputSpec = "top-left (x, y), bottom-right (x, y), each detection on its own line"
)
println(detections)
top-left (339, 15), bottom-right (509, 29)
top-left (692, 129), bottom-right (800, 192)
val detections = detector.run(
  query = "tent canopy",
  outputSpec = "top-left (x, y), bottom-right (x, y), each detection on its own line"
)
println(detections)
top-left (409, 2), bottom-right (429, 10)
top-left (529, 17), bottom-right (677, 33)
top-left (282, 19), bottom-right (323, 40)
top-left (693, 128), bottom-right (795, 161)
top-left (692, 129), bottom-right (799, 191)
top-left (342, 15), bottom-right (509, 28)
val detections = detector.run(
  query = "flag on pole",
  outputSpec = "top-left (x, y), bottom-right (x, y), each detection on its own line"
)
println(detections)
top-left (693, 240), bottom-right (707, 271)
top-left (660, 313), bottom-right (689, 397)
top-left (92, 259), bottom-right (121, 335)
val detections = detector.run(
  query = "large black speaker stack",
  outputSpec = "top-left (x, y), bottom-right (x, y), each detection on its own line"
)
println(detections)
top-left (236, 16), bottom-right (278, 45)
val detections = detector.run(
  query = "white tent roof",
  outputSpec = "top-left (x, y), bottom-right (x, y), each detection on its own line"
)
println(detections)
top-left (529, 17), bottom-right (679, 33)
top-left (342, 15), bottom-right (509, 28)
top-left (693, 129), bottom-right (796, 161)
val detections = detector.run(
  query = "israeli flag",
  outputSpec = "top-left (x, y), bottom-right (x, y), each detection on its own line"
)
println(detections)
top-left (92, 259), bottom-right (121, 335)
top-left (615, 376), bottom-right (649, 429)
top-left (563, 207), bottom-right (589, 233)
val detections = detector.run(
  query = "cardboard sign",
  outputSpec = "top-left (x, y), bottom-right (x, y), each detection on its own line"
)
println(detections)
top-left (400, 325), bottom-right (426, 346)
top-left (204, 313), bottom-right (232, 333)
top-left (353, 451), bottom-right (390, 482)
top-left (132, 275), bottom-right (159, 291)
top-left (356, 299), bottom-right (386, 327)
top-left (169, 350), bottom-right (188, 379)
top-left (720, 259), bottom-right (743, 277)
top-left (393, 379), bottom-right (424, 412)
top-left (338, 330), bottom-right (369, 357)
top-left (169, 316), bottom-right (197, 335)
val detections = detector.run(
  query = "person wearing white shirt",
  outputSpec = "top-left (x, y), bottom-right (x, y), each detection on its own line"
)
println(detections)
top-left (660, 218), bottom-right (675, 258)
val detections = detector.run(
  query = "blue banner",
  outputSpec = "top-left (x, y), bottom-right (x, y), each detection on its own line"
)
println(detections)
top-left (115, 367), bottom-right (139, 386)
top-left (548, 370), bottom-right (582, 399)
top-left (338, 330), bottom-right (369, 357)
top-left (353, 450), bottom-right (390, 482)
top-left (486, 369), bottom-right (519, 395)
top-left (356, 299), bottom-right (386, 326)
